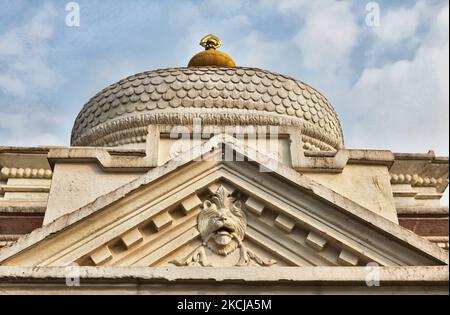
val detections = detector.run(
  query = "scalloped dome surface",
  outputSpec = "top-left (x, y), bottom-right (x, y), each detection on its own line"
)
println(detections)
top-left (71, 67), bottom-right (344, 151)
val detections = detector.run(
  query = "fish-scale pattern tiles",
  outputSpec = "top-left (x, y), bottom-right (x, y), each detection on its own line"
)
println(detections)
top-left (72, 67), bottom-right (343, 147)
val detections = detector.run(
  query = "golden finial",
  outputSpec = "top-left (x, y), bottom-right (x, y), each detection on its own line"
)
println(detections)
top-left (188, 34), bottom-right (236, 68)
top-left (200, 34), bottom-right (222, 50)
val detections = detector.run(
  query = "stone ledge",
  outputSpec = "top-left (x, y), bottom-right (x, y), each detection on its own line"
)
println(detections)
top-left (0, 200), bottom-right (48, 208)
top-left (0, 235), bottom-right (22, 241)
top-left (47, 147), bottom-right (152, 171)
top-left (393, 151), bottom-right (448, 162)
top-left (0, 266), bottom-right (447, 283)
top-left (0, 147), bottom-right (50, 154)
top-left (397, 206), bottom-right (449, 215)
top-left (0, 205), bottom-right (47, 214)
top-left (389, 151), bottom-right (449, 193)
top-left (0, 266), bottom-right (448, 294)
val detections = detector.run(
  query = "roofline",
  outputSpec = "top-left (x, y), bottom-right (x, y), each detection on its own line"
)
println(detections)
top-left (0, 135), bottom-right (448, 265)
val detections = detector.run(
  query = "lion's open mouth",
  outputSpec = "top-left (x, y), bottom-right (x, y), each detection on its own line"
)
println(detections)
top-left (215, 226), bottom-right (234, 235)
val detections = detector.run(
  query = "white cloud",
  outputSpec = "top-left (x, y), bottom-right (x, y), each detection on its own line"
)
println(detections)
top-left (255, 0), bottom-right (360, 105)
top-left (228, 31), bottom-right (288, 68)
top-left (293, 1), bottom-right (358, 73)
top-left (347, 4), bottom-right (449, 155)
top-left (0, 31), bottom-right (24, 56)
top-left (0, 109), bottom-right (68, 146)
top-left (0, 2), bottom-right (57, 97)
top-left (259, 0), bottom-right (308, 14)
top-left (0, 3), bottom-right (65, 146)
top-left (0, 74), bottom-right (25, 96)
top-left (261, 0), bottom-right (359, 74)
top-left (373, 2), bottom-right (422, 43)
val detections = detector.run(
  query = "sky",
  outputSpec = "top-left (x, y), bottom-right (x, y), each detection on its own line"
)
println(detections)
top-left (0, 0), bottom-right (448, 155)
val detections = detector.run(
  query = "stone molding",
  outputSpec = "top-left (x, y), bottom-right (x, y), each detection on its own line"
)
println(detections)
top-left (389, 151), bottom-right (449, 193)
top-left (0, 167), bottom-right (52, 180)
top-left (396, 206), bottom-right (449, 215)
top-left (72, 110), bottom-right (340, 151)
top-left (0, 266), bottom-right (447, 294)
top-left (45, 143), bottom-right (394, 172)
top-left (390, 173), bottom-right (447, 188)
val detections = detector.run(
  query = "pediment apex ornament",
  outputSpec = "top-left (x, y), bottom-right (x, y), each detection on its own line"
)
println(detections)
top-left (171, 185), bottom-right (276, 267)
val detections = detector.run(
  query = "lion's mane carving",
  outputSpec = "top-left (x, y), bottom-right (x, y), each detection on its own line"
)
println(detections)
top-left (171, 185), bottom-right (276, 267)
top-left (198, 186), bottom-right (246, 256)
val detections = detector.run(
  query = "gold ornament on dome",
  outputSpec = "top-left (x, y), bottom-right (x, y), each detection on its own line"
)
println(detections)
top-left (188, 34), bottom-right (236, 68)
top-left (199, 34), bottom-right (222, 50)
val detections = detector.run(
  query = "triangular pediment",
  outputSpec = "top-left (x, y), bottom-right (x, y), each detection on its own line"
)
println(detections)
top-left (0, 135), bottom-right (447, 267)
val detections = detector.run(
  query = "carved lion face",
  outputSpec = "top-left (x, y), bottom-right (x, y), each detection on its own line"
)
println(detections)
top-left (197, 186), bottom-right (247, 256)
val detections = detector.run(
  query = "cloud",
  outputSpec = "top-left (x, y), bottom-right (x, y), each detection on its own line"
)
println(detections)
top-left (0, 30), bottom-right (24, 56)
top-left (372, 1), bottom-right (422, 43)
top-left (0, 2), bottom-right (57, 97)
top-left (0, 75), bottom-right (25, 96)
top-left (260, 0), bottom-right (359, 80)
top-left (293, 1), bottom-right (358, 73)
top-left (346, 3), bottom-right (449, 155)
top-left (228, 31), bottom-right (288, 69)
top-left (254, 0), bottom-right (361, 107)
top-left (0, 2), bottom-right (66, 146)
top-left (0, 108), bottom-right (68, 146)
top-left (259, 0), bottom-right (308, 14)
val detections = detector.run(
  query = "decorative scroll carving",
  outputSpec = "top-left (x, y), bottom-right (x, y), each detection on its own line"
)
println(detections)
top-left (171, 185), bottom-right (276, 267)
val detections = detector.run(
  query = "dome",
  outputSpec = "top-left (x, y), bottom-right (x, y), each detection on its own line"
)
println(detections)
top-left (188, 49), bottom-right (236, 68)
top-left (71, 67), bottom-right (344, 151)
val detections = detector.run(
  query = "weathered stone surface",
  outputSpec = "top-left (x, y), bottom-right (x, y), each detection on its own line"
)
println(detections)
top-left (44, 163), bottom-right (139, 224)
top-left (305, 231), bottom-right (327, 251)
top-left (307, 164), bottom-right (399, 223)
top-left (0, 266), bottom-right (448, 294)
